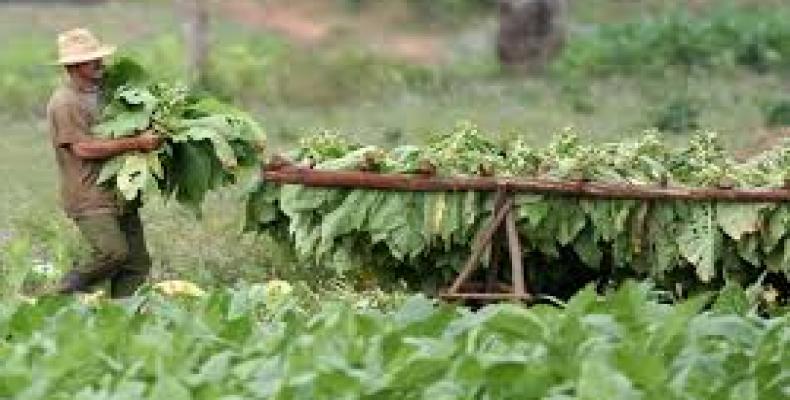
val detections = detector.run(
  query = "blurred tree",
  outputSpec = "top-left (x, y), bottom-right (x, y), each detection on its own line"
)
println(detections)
top-left (497, 0), bottom-right (567, 73)
top-left (175, 0), bottom-right (210, 87)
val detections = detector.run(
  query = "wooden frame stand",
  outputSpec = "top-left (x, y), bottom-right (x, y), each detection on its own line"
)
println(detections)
top-left (263, 164), bottom-right (789, 304)
top-left (440, 188), bottom-right (531, 302)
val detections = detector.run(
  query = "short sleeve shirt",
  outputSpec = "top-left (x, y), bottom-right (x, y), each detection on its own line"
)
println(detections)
top-left (47, 81), bottom-right (121, 217)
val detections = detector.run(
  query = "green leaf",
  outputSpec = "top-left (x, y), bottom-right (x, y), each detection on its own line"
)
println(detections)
top-left (279, 185), bottom-right (331, 216)
top-left (573, 227), bottom-right (603, 269)
top-left (93, 109), bottom-right (151, 138)
top-left (191, 351), bottom-right (233, 384)
top-left (577, 358), bottom-right (643, 400)
top-left (713, 280), bottom-right (751, 316)
top-left (646, 202), bottom-right (680, 277)
top-left (118, 86), bottom-right (158, 108)
top-left (386, 193), bottom-right (426, 260)
top-left (95, 62), bottom-right (265, 213)
top-left (209, 136), bottom-right (238, 169)
top-left (244, 183), bottom-right (280, 230)
top-left (646, 293), bottom-right (710, 358)
top-left (764, 238), bottom-right (790, 275)
top-left (368, 192), bottom-right (407, 241)
top-left (102, 57), bottom-right (149, 97)
top-left (763, 205), bottom-right (789, 252)
top-left (679, 203), bottom-right (718, 282)
top-left (716, 203), bottom-right (768, 240)
top-left (736, 235), bottom-right (760, 266)
top-left (582, 200), bottom-right (613, 241)
top-left (113, 381), bottom-right (148, 400)
top-left (462, 191), bottom-right (481, 230)
top-left (515, 195), bottom-right (548, 227)
top-left (441, 193), bottom-right (462, 244)
top-left (555, 200), bottom-right (587, 246)
top-left (292, 217), bottom-right (321, 259)
top-left (320, 190), bottom-right (381, 256)
top-left (149, 376), bottom-right (191, 400)
top-left (175, 121), bottom-right (238, 169)
top-left (171, 141), bottom-right (214, 211)
top-left (729, 379), bottom-right (758, 400)
top-left (314, 146), bottom-right (382, 171)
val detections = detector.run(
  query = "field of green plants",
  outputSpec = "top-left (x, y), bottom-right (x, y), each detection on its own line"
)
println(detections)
top-left (1, 0), bottom-right (789, 398)
top-left (2, 281), bottom-right (788, 399)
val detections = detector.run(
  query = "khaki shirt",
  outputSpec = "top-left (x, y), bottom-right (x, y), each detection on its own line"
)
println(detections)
top-left (47, 81), bottom-right (121, 217)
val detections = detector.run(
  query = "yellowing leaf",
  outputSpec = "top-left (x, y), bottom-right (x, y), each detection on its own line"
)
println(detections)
top-left (264, 280), bottom-right (293, 306)
top-left (77, 289), bottom-right (106, 305)
top-left (432, 192), bottom-right (446, 236)
top-left (147, 152), bottom-right (164, 179)
top-left (154, 280), bottom-right (206, 297)
top-left (716, 203), bottom-right (768, 240)
top-left (116, 154), bottom-right (150, 201)
top-left (679, 203), bottom-right (717, 282)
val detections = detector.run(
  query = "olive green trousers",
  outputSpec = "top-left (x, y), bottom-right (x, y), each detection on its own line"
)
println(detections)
top-left (59, 211), bottom-right (152, 298)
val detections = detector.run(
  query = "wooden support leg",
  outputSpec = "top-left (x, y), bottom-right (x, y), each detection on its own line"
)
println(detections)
top-left (486, 191), bottom-right (507, 292)
top-left (444, 188), bottom-right (531, 303)
top-left (505, 208), bottom-right (528, 297)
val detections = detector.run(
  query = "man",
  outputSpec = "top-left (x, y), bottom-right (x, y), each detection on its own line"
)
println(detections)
top-left (48, 28), bottom-right (161, 297)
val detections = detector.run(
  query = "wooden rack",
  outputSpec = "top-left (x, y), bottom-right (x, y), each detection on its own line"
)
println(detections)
top-left (263, 165), bottom-right (790, 302)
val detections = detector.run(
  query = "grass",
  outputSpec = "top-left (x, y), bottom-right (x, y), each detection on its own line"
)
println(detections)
top-left (568, 0), bottom-right (790, 24)
top-left (0, 118), bottom-right (57, 226)
top-left (262, 69), bottom-right (789, 151)
top-left (3, 0), bottom-right (790, 292)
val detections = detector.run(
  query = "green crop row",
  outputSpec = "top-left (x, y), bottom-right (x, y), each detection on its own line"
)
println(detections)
top-left (1, 281), bottom-right (787, 399)
top-left (554, 6), bottom-right (790, 78)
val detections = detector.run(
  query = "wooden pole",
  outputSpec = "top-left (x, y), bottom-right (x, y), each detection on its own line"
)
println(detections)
top-left (505, 208), bottom-right (527, 297)
top-left (263, 167), bottom-right (790, 202)
top-left (176, 0), bottom-right (210, 87)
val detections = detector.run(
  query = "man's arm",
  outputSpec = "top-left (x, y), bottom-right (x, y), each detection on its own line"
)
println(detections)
top-left (49, 98), bottom-right (162, 160)
top-left (71, 134), bottom-right (162, 160)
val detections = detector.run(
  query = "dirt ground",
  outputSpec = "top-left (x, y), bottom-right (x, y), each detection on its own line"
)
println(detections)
top-left (736, 127), bottom-right (790, 159)
top-left (217, 0), bottom-right (444, 64)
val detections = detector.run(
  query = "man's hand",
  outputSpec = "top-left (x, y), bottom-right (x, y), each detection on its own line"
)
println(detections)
top-left (135, 132), bottom-right (163, 152)
top-left (71, 132), bottom-right (163, 160)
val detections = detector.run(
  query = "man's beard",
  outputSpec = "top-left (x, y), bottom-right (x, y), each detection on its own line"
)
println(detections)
top-left (90, 71), bottom-right (104, 84)
top-left (87, 73), bottom-right (103, 90)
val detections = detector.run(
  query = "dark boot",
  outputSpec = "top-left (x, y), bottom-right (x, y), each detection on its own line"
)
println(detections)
top-left (56, 270), bottom-right (92, 294)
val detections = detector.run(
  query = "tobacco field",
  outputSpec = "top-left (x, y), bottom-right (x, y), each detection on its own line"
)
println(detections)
top-left (2, 1), bottom-right (790, 399)
top-left (1, 282), bottom-right (788, 399)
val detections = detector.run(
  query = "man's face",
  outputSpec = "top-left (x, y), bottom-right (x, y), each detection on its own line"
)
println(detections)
top-left (69, 59), bottom-right (104, 84)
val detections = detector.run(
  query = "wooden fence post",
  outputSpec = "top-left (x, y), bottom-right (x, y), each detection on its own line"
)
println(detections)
top-left (175, 0), bottom-right (210, 87)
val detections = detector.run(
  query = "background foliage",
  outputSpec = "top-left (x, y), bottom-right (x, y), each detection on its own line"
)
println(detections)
top-left (0, 0), bottom-right (788, 297)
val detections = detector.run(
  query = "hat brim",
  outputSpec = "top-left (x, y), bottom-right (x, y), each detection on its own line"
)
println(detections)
top-left (57, 45), bottom-right (116, 65)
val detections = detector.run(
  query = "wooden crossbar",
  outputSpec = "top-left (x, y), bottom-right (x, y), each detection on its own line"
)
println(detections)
top-left (263, 166), bottom-right (790, 202)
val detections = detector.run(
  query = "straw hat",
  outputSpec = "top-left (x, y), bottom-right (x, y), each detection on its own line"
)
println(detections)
top-left (56, 28), bottom-right (116, 65)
